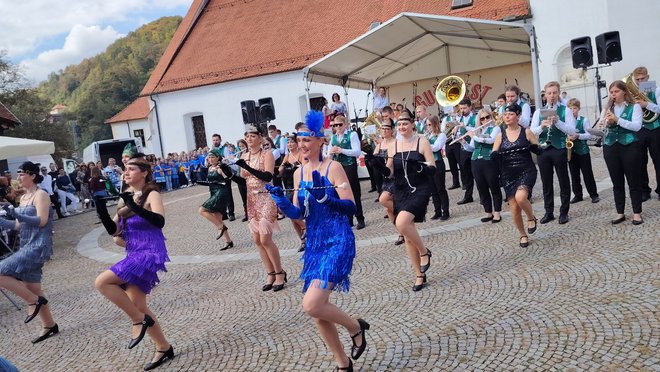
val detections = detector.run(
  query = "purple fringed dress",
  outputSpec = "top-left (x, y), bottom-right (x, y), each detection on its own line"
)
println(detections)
top-left (110, 214), bottom-right (170, 294)
top-left (297, 163), bottom-right (355, 293)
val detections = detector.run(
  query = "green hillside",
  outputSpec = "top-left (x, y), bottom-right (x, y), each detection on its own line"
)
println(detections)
top-left (37, 16), bottom-right (181, 149)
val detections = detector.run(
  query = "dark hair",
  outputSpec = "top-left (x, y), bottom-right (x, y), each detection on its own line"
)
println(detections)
top-left (237, 139), bottom-right (248, 149)
top-left (498, 93), bottom-right (506, 100)
top-left (505, 85), bottom-right (521, 96)
top-left (294, 122), bottom-right (305, 130)
top-left (212, 133), bottom-right (221, 139)
top-left (382, 106), bottom-right (394, 115)
top-left (399, 108), bottom-right (414, 119)
top-left (609, 80), bottom-right (635, 104)
top-left (19, 161), bottom-right (44, 183)
top-left (459, 98), bottom-right (472, 106)
top-left (332, 93), bottom-right (340, 101)
top-left (268, 124), bottom-right (277, 131)
top-left (504, 103), bottom-right (522, 116)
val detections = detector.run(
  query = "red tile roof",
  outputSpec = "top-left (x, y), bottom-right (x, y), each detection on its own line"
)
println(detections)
top-left (0, 101), bottom-right (21, 128)
top-left (105, 96), bottom-right (151, 124)
top-left (141, 0), bottom-right (530, 96)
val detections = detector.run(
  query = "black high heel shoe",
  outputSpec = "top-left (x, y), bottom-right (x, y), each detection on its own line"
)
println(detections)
top-left (394, 235), bottom-right (405, 246)
top-left (420, 248), bottom-right (432, 273)
top-left (519, 235), bottom-right (529, 248)
top-left (220, 241), bottom-right (234, 251)
top-left (144, 345), bottom-right (175, 371)
top-left (128, 314), bottom-right (155, 349)
top-left (25, 296), bottom-right (48, 323)
top-left (527, 217), bottom-right (538, 234)
top-left (31, 323), bottom-right (59, 344)
top-left (412, 274), bottom-right (427, 292)
top-left (216, 225), bottom-right (228, 240)
top-left (350, 318), bottom-right (370, 360)
top-left (335, 358), bottom-right (353, 371)
top-left (262, 272), bottom-right (276, 291)
top-left (272, 270), bottom-right (288, 292)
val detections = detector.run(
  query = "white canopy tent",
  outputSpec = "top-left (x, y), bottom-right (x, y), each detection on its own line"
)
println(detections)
top-left (0, 136), bottom-right (55, 160)
top-left (304, 12), bottom-right (540, 112)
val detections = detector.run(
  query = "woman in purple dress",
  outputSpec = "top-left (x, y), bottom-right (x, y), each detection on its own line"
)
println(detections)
top-left (94, 156), bottom-right (174, 371)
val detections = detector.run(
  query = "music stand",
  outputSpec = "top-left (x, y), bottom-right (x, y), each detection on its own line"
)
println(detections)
top-left (0, 229), bottom-right (21, 310)
top-left (1, 289), bottom-right (21, 311)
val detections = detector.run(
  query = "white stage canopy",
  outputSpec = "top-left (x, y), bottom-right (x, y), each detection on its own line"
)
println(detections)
top-left (0, 136), bottom-right (56, 159)
top-left (304, 12), bottom-right (540, 107)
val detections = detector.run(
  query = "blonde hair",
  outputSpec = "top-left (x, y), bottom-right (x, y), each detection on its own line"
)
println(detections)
top-left (544, 81), bottom-right (561, 91)
top-left (567, 98), bottom-right (581, 108)
top-left (427, 115), bottom-right (441, 134)
top-left (633, 66), bottom-right (648, 76)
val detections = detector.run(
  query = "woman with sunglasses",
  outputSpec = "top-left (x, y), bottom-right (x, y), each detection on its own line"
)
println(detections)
top-left (369, 109), bottom-right (435, 291)
top-left (234, 126), bottom-right (287, 291)
top-left (266, 111), bottom-right (369, 372)
top-left (462, 108), bottom-right (503, 223)
top-left (0, 161), bottom-right (59, 344)
top-left (234, 139), bottom-right (249, 221)
top-left (491, 104), bottom-right (539, 248)
top-left (198, 148), bottom-right (234, 250)
top-left (427, 114), bottom-right (450, 221)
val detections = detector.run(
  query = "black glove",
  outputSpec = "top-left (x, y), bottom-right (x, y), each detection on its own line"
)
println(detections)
top-left (94, 196), bottom-right (117, 235)
top-left (219, 164), bottom-right (234, 179)
top-left (366, 154), bottom-right (391, 177)
top-left (417, 163), bottom-right (436, 178)
top-left (528, 144), bottom-right (541, 155)
top-left (120, 192), bottom-right (165, 229)
top-left (234, 159), bottom-right (273, 182)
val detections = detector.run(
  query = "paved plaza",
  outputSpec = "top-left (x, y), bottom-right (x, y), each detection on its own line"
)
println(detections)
top-left (1, 152), bottom-right (659, 371)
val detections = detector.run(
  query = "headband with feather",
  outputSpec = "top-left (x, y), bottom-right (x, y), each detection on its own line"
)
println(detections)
top-left (297, 110), bottom-right (325, 137)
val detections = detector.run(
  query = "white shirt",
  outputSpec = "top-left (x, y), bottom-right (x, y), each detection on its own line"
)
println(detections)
top-left (429, 132), bottom-right (447, 152)
top-left (328, 131), bottom-right (361, 158)
top-left (463, 125), bottom-right (501, 151)
top-left (644, 87), bottom-right (660, 113)
top-left (530, 102), bottom-right (576, 136)
top-left (39, 174), bottom-right (54, 195)
top-left (373, 93), bottom-right (389, 112)
top-left (574, 116), bottom-right (593, 141)
top-left (612, 102), bottom-right (643, 132)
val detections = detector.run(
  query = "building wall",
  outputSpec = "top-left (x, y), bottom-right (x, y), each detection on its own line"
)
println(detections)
top-left (529, 0), bottom-right (660, 120)
top-left (109, 117), bottom-right (160, 156)
top-left (152, 70), bottom-right (367, 155)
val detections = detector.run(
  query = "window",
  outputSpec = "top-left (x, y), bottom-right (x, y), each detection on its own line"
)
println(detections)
top-left (133, 129), bottom-right (146, 147)
top-left (451, 0), bottom-right (473, 9)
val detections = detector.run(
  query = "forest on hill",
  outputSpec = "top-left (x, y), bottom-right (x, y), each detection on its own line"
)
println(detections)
top-left (1, 16), bottom-right (181, 158)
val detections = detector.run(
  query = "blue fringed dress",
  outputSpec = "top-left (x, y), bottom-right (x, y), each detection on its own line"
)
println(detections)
top-left (0, 205), bottom-right (53, 283)
top-left (297, 164), bottom-right (355, 292)
top-left (110, 213), bottom-right (170, 294)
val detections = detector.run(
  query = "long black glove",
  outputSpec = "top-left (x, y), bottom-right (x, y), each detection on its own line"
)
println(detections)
top-left (94, 196), bottom-right (118, 235)
top-left (528, 144), bottom-right (541, 155)
top-left (416, 163), bottom-right (437, 178)
top-left (365, 153), bottom-right (391, 177)
top-left (234, 159), bottom-right (273, 182)
top-left (219, 164), bottom-right (234, 179)
top-left (119, 192), bottom-right (165, 229)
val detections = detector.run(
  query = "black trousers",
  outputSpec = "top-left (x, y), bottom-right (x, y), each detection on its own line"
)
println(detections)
top-left (431, 159), bottom-right (449, 216)
top-left (568, 152), bottom-right (598, 199)
top-left (50, 194), bottom-right (64, 218)
top-left (604, 142), bottom-right (643, 214)
top-left (372, 163), bottom-right (383, 194)
top-left (236, 177), bottom-right (248, 216)
top-left (225, 178), bottom-right (235, 216)
top-left (343, 163), bottom-right (364, 222)
top-left (446, 142), bottom-right (461, 187)
top-left (459, 149), bottom-right (474, 199)
top-left (638, 127), bottom-right (660, 196)
top-left (472, 158), bottom-right (502, 213)
top-left (365, 161), bottom-right (379, 192)
top-left (538, 146), bottom-right (571, 216)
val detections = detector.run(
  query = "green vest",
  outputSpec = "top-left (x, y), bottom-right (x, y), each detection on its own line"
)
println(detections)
top-left (572, 117), bottom-right (589, 156)
top-left (643, 90), bottom-right (660, 130)
top-left (539, 105), bottom-right (568, 149)
top-left (331, 132), bottom-right (356, 166)
top-left (471, 126), bottom-right (495, 161)
top-left (428, 134), bottom-right (441, 161)
top-left (458, 114), bottom-right (477, 143)
top-left (604, 104), bottom-right (637, 146)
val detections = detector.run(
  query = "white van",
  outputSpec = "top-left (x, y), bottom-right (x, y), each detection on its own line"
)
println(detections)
top-left (83, 138), bottom-right (142, 167)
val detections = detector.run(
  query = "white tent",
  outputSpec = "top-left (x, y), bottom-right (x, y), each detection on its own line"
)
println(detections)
top-left (304, 12), bottom-right (540, 109)
top-left (0, 136), bottom-right (56, 160)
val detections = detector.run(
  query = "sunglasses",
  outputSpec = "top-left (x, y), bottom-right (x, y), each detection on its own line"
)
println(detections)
top-left (480, 115), bottom-right (491, 121)
top-left (331, 123), bottom-right (343, 127)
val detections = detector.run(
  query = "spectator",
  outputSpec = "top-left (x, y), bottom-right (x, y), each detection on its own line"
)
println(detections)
top-left (39, 166), bottom-right (64, 219)
top-left (373, 86), bottom-right (389, 112)
top-left (102, 158), bottom-right (122, 193)
top-left (330, 93), bottom-right (347, 116)
top-left (55, 168), bottom-right (79, 215)
top-left (89, 167), bottom-right (109, 199)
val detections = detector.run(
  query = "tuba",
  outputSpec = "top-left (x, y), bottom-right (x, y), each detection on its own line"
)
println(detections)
top-left (623, 73), bottom-right (660, 124)
top-left (435, 75), bottom-right (466, 107)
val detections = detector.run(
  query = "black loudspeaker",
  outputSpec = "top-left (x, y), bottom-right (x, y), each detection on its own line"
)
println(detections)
top-left (258, 97), bottom-right (275, 122)
top-left (241, 100), bottom-right (257, 124)
top-left (595, 31), bottom-right (622, 64)
top-left (570, 36), bottom-right (593, 69)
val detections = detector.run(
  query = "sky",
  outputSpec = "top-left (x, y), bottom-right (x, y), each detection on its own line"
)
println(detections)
top-left (0, 0), bottom-right (193, 84)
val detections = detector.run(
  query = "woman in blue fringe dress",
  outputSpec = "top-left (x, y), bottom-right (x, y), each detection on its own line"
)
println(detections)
top-left (0, 161), bottom-right (59, 344)
top-left (94, 155), bottom-right (174, 371)
top-left (266, 111), bottom-right (369, 372)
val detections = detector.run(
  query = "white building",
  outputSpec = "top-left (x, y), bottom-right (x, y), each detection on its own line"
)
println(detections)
top-left (107, 0), bottom-right (659, 157)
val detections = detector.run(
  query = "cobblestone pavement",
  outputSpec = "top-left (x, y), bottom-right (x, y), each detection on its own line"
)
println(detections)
top-left (1, 153), bottom-right (658, 371)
